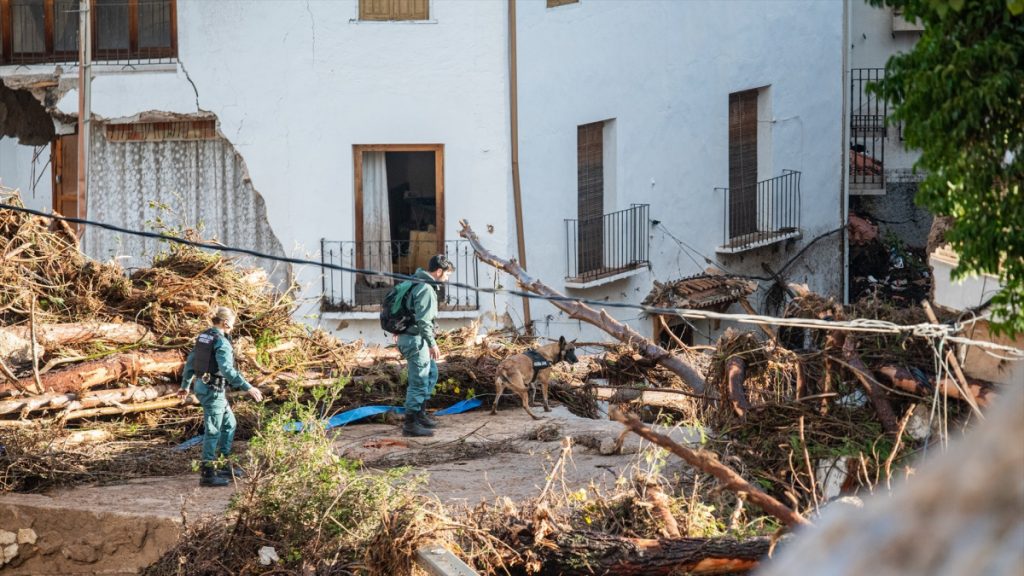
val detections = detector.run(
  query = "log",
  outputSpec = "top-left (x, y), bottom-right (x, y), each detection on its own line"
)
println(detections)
top-left (610, 407), bottom-right (810, 528)
top-left (725, 356), bottom-right (751, 417)
top-left (875, 366), bottom-right (996, 409)
top-left (1, 321), bottom-right (152, 349)
top-left (0, 383), bottom-right (181, 416)
top-left (3, 350), bottom-right (185, 395)
top-left (61, 396), bottom-right (193, 421)
top-left (459, 220), bottom-right (707, 394)
top-left (840, 336), bottom-right (899, 434)
top-left (537, 532), bottom-right (771, 575)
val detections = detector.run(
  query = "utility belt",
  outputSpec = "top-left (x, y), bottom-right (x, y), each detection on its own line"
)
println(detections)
top-left (200, 373), bottom-right (226, 392)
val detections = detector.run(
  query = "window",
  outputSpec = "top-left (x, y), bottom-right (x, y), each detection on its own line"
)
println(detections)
top-left (0, 0), bottom-right (176, 65)
top-left (359, 0), bottom-right (428, 21)
top-left (547, 0), bottom-right (578, 7)
top-left (577, 121), bottom-right (604, 274)
top-left (728, 89), bottom-right (758, 239)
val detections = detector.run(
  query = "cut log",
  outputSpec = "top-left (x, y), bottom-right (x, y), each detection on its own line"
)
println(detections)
top-left (459, 220), bottom-right (707, 394)
top-left (725, 356), bottom-right (751, 417)
top-left (0, 383), bottom-right (182, 416)
top-left (610, 407), bottom-right (810, 528)
top-left (1, 322), bottom-right (152, 349)
top-left (3, 350), bottom-right (185, 395)
top-left (875, 366), bottom-right (996, 409)
top-left (537, 532), bottom-right (771, 575)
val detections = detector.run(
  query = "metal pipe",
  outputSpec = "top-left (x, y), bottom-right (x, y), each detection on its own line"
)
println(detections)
top-left (842, 0), bottom-right (851, 304)
top-left (508, 0), bottom-right (531, 330)
top-left (76, 0), bottom-right (91, 240)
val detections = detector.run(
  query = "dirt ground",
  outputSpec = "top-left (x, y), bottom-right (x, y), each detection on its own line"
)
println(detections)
top-left (0, 404), bottom-right (695, 574)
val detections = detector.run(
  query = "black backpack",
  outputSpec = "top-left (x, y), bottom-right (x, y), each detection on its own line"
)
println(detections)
top-left (380, 281), bottom-right (421, 335)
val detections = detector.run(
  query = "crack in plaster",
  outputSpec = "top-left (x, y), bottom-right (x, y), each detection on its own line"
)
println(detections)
top-left (177, 60), bottom-right (202, 112)
top-left (305, 0), bottom-right (317, 64)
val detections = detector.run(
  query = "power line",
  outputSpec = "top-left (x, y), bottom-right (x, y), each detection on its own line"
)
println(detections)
top-left (1, 202), bottom-right (1020, 358)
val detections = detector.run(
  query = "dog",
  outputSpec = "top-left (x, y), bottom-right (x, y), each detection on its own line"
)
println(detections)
top-left (492, 336), bottom-right (579, 419)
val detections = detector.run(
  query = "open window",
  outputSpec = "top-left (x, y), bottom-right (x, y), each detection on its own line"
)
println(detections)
top-left (353, 144), bottom-right (444, 305)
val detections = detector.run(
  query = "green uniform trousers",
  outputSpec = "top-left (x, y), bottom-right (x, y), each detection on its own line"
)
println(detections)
top-left (398, 334), bottom-right (438, 413)
top-left (197, 389), bottom-right (236, 464)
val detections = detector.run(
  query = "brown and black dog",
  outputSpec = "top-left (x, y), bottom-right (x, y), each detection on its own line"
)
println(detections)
top-left (492, 336), bottom-right (579, 419)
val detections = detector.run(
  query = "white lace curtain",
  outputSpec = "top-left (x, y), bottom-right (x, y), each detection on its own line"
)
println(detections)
top-left (362, 152), bottom-right (392, 286)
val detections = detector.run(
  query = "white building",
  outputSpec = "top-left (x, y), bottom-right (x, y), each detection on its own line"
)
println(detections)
top-left (0, 0), bottom-right (847, 345)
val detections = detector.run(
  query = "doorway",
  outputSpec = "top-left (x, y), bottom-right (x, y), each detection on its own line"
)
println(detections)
top-left (353, 144), bottom-right (444, 304)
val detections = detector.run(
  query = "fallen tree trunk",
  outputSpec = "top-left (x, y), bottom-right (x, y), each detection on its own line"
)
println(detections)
top-left (2, 322), bottom-right (152, 348)
top-left (876, 365), bottom-right (996, 409)
top-left (4, 350), bottom-right (185, 395)
top-left (841, 336), bottom-right (899, 434)
top-left (537, 532), bottom-right (771, 575)
top-left (0, 383), bottom-right (181, 416)
top-left (726, 357), bottom-right (751, 417)
top-left (459, 220), bottom-right (707, 394)
top-left (610, 407), bottom-right (810, 528)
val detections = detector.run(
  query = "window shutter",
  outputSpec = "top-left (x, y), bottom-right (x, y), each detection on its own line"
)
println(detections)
top-left (360, 0), bottom-right (427, 21)
top-left (359, 0), bottom-right (393, 21)
top-left (577, 122), bottom-right (604, 274)
top-left (728, 90), bottom-right (758, 238)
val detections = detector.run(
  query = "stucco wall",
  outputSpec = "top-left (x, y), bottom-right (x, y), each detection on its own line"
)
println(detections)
top-left (515, 0), bottom-right (844, 342)
top-left (0, 140), bottom-right (51, 212)
top-left (40, 0), bottom-right (512, 340)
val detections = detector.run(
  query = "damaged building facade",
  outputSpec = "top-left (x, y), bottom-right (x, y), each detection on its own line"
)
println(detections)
top-left (1, 0), bottom-right (846, 344)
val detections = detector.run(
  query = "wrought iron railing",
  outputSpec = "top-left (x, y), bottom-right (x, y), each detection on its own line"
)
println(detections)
top-left (565, 204), bottom-right (650, 282)
top-left (716, 170), bottom-right (801, 250)
top-left (850, 68), bottom-right (887, 189)
top-left (320, 239), bottom-right (479, 312)
top-left (1, 0), bottom-right (176, 66)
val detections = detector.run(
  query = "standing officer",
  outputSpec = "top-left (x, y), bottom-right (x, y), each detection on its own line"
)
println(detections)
top-left (178, 306), bottom-right (263, 486)
top-left (398, 254), bottom-right (454, 437)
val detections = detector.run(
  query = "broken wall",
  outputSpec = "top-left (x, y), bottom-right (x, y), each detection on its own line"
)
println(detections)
top-left (84, 125), bottom-right (289, 288)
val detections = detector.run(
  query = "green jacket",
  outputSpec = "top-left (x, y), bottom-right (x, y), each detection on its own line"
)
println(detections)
top-left (180, 327), bottom-right (253, 394)
top-left (406, 268), bottom-right (440, 348)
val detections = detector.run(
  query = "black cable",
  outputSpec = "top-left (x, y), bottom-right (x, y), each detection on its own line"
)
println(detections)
top-left (0, 202), bottom-right (740, 319)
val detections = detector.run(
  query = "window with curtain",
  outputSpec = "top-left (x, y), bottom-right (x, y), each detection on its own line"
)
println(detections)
top-left (0, 0), bottom-right (176, 64)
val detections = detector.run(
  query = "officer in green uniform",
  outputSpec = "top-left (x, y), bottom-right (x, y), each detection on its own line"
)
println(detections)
top-left (178, 306), bottom-right (263, 487)
top-left (397, 254), bottom-right (454, 437)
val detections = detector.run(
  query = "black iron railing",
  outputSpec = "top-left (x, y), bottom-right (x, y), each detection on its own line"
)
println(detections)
top-left (716, 170), bottom-right (801, 250)
top-left (320, 239), bottom-right (479, 312)
top-left (850, 68), bottom-right (887, 189)
top-left (565, 204), bottom-right (650, 282)
top-left (2, 0), bottom-right (176, 66)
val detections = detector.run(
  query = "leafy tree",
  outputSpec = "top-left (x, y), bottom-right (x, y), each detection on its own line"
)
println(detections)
top-left (868, 0), bottom-right (1023, 335)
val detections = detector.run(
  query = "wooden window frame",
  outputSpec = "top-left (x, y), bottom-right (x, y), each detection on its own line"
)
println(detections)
top-left (0, 0), bottom-right (176, 65)
top-left (358, 0), bottom-right (429, 22)
top-left (547, 0), bottom-right (579, 8)
top-left (352, 144), bottom-right (445, 267)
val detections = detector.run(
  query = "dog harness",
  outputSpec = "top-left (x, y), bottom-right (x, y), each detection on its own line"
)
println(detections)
top-left (524, 349), bottom-right (551, 383)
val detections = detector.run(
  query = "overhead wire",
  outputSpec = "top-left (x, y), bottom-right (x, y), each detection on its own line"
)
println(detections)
top-left (1, 202), bottom-right (1021, 360)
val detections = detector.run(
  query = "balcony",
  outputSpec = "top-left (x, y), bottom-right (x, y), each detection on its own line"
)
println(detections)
top-left (715, 170), bottom-right (801, 254)
top-left (320, 239), bottom-right (479, 313)
top-left (564, 204), bottom-right (650, 288)
top-left (850, 68), bottom-right (888, 195)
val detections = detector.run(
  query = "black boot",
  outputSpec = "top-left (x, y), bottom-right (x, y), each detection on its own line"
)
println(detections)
top-left (402, 413), bottom-right (434, 437)
top-left (216, 465), bottom-right (247, 479)
top-left (200, 464), bottom-right (230, 487)
top-left (416, 409), bottom-right (437, 429)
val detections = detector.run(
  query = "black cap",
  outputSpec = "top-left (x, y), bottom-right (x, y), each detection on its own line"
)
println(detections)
top-left (428, 254), bottom-right (455, 272)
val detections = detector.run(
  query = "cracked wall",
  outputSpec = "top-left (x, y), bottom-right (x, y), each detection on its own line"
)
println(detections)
top-left (83, 119), bottom-right (290, 288)
top-left (0, 79), bottom-right (57, 146)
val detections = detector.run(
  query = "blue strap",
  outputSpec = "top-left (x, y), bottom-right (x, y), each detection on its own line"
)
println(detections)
top-left (173, 397), bottom-right (483, 450)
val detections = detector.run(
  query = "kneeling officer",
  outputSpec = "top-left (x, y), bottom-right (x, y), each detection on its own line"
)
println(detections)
top-left (178, 306), bottom-right (263, 487)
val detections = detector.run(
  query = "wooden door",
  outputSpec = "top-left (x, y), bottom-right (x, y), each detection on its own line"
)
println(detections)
top-left (51, 133), bottom-right (83, 235)
top-left (729, 90), bottom-right (758, 239)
